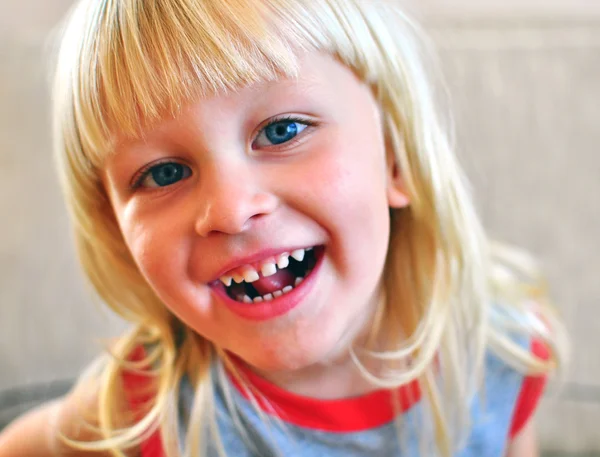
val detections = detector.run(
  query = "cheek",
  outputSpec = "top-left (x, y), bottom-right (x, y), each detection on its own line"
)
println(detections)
top-left (310, 135), bottom-right (390, 227)
top-left (119, 211), bottom-right (180, 289)
top-left (295, 133), bottom-right (391, 277)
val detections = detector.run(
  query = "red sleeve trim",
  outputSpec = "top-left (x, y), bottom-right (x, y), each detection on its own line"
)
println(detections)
top-left (508, 339), bottom-right (550, 438)
top-left (121, 345), bottom-right (165, 457)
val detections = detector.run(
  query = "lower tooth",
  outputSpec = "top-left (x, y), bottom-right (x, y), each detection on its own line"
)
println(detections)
top-left (263, 293), bottom-right (273, 301)
top-left (282, 285), bottom-right (293, 294)
top-left (243, 295), bottom-right (252, 304)
top-left (253, 297), bottom-right (264, 303)
top-left (273, 290), bottom-right (283, 298)
top-left (295, 277), bottom-right (303, 286)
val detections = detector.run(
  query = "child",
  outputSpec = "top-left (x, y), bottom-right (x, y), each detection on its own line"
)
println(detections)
top-left (0, 0), bottom-right (566, 456)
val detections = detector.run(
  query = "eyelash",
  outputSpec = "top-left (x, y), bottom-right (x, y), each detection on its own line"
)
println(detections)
top-left (130, 159), bottom-right (190, 190)
top-left (252, 115), bottom-right (318, 150)
top-left (130, 115), bottom-right (318, 190)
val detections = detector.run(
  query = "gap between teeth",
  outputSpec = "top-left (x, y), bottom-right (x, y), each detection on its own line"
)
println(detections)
top-left (220, 247), bottom-right (313, 286)
top-left (236, 277), bottom-right (304, 304)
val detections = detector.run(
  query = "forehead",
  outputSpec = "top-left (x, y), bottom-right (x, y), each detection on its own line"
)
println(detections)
top-left (65, 0), bottom-right (382, 169)
top-left (113, 52), bottom-right (370, 147)
top-left (100, 50), bottom-right (385, 200)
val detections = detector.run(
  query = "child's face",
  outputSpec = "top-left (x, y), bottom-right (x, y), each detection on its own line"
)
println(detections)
top-left (103, 52), bottom-right (409, 373)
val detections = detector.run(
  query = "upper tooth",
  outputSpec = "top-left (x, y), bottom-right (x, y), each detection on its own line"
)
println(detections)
top-left (242, 268), bottom-right (260, 283)
top-left (277, 254), bottom-right (290, 269)
top-left (291, 249), bottom-right (305, 262)
top-left (224, 248), bottom-right (311, 286)
top-left (261, 262), bottom-right (277, 277)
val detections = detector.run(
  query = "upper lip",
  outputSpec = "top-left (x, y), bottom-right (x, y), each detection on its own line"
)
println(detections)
top-left (209, 245), bottom-right (318, 282)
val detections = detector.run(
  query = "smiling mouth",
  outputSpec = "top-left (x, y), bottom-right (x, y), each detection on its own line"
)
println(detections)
top-left (220, 246), bottom-right (323, 304)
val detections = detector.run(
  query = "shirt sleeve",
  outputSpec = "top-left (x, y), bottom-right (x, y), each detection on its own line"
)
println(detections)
top-left (122, 345), bottom-right (165, 457)
top-left (508, 339), bottom-right (550, 438)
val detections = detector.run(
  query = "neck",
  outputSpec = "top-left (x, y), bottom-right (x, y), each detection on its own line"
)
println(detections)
top-left (240, 292), bottom-right (395, 400)
top-left (248, 347), bottom-right (377, 399)
top-left (227, 283), bottom-right (405, 400)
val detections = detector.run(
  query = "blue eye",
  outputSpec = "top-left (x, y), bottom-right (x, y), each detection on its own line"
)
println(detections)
top-left (254, 118), bottom-right (310, 148)
top-left (135, 162), bottom-right (192, 189)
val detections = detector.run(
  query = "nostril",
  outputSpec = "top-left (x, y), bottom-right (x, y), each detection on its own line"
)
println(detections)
top-left (249, 213), bottom-right (267, 222)
top-left (194, 187), bottom-right (278, 236)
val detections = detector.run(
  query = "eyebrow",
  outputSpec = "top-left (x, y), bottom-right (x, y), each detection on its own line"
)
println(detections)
top-left (108, 70), bottom-right (324, 154)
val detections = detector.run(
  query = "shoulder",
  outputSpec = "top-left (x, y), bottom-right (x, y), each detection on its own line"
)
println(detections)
top-left (57, 375), bottom-right (139, 456)
top-left (477, 336), bottom-right (549, 441)
top-left (55, 340), bottom-right (150, 456)
top-left (0, 376), bottom-right (138, 457)
top-left (507, 339), bottom-right (549, 439)
top-left (485, 301), bottom-right (553, 437)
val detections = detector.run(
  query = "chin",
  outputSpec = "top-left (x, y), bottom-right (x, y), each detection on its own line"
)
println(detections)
top-left (243, 330), bottom-right (354, 374)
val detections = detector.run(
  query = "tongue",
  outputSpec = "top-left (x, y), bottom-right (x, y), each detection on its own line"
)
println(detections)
top-left (253, 269), bottom-right (296, 296)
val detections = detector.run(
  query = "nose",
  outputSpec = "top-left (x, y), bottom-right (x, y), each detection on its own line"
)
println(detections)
top-left (194, 161), bottom-right (278, 237)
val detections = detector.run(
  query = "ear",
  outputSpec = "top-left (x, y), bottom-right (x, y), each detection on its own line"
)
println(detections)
top-left (386, 152), bottom-right (410, 209)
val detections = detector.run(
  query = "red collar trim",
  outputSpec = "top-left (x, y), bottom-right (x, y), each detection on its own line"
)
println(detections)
top-left (226, 360), bottom-right (421, 432)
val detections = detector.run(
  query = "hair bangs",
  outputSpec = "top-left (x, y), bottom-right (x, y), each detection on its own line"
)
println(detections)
top-left (63, 0), bottom-right (348, 166)
top-left (60, 0), bottom-right (393, 167)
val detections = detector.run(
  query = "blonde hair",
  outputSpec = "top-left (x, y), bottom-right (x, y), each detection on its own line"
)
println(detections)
top-left (52, 0), bottom-right (567, 455)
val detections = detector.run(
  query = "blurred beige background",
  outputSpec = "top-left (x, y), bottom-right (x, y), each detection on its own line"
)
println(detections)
top-left (1, 0), bottom-right (599, 454)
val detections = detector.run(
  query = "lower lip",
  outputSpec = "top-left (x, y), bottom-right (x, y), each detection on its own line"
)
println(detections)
top-left (211, 249), bottom-right (324, 321)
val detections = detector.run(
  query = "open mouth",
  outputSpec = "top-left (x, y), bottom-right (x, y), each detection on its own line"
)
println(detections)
top-left (220, 246), bottom-right (323, 304)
